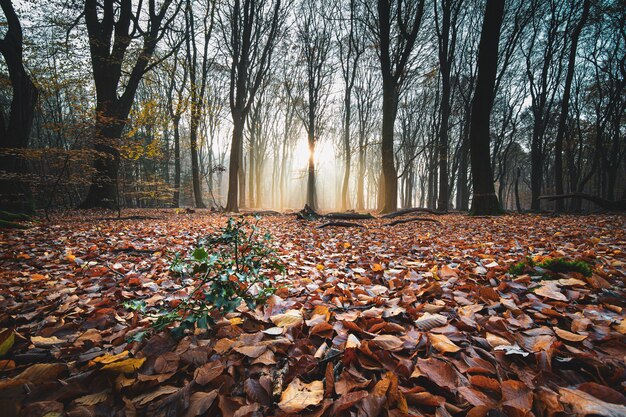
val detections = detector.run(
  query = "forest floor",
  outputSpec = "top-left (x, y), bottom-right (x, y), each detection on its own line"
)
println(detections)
top-left (1, 210), bottom-right (625, 417)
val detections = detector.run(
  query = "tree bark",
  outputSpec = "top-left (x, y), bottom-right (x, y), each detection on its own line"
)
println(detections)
top-left (0, 0), bottom-right (38, 213)
top-left (469, 0), bottom-right (504, 215)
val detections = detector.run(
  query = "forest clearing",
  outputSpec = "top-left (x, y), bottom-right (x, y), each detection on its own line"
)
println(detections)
top-left (1, 211), bottom-right (625, 416)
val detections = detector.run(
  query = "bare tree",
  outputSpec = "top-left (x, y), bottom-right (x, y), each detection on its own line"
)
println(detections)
top-left (79, 0), bottom-right (182, 209)
top-left (363, 0), bottom-right (426, 213)
top-left (291, 0), bottom-right (334, 210)
top-left (469, 0), bottom-right (504, 215)
top-left (0, 0), bottom-right (38, 213)
top-left (185, 0), bottom-right (215, 208)
top-left (219, 0), bottom-right (287, 212)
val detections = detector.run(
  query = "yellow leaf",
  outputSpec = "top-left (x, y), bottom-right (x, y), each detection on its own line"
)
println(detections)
top-left (0, 329), bottom-right (15, 357)
top-left (101, 357), bottom-right (145, 373)
top-left (271, 310), bottom-right (303, 328)
top-left (316, 264), bottom-right (324, 271)
top-left (30, 274), bottom-right (46, 281)
top-left (613, 319), bottom-right (626, 335)
top-left (92, 351), bottom-right (129, 364)
top-left (428, 333), bottom-right (461, 353)
top-left (372, 263), bottom-right (384, 272)
top-left (229, 318), bottom-right (243, 326)
top-left (343, 242), bottom-right (351, 249)
top-left (278, 378), bottom-right (324, 413)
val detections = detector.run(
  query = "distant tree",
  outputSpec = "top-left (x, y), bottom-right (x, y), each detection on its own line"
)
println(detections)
top-left (219, 0), bottom-right (287, 212)
top-left (469, 0), bottom-right (504, 215)
top-left (184, 0), bottom-right (215, 208)
top-left (363, 0), bottom-right (426, 213)
top-left (0, 0), bottom-right (38, 213)
top-left (291, 0), bottom-right (334, 210)
top-left (553, 0), bottom-right (590, 211)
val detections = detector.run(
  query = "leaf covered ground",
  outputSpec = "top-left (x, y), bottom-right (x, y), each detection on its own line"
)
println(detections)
top-left (1, 211), bottom-right (626, 417)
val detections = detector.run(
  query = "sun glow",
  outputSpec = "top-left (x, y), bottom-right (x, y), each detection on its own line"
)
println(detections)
top-left (292, 135), bottom-right (337, 168)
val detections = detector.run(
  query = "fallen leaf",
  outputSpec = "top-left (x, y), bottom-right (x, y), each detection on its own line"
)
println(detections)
top-left (101, 357), bottom-right (145, 373)
top-left (31, 335), bottom-right (65, 347)
top-left (278, 378), bottom-right (324, 413)
top-left (271, 310), bottom-right (303, 328)
top-left (75, 390), bottom-right (110, 406)
top-left (370, 334), bottom-right (404, 351)
top-left (553, 327), bottom-right (587, 342)
top-left (559, 388), bottom-right (626, 417)
top-left (185, 390), bottom-right (218, 417)
top-left (132, 385), bottom-right (179, 406)
top-left (429, 333), bottom-right (461, 353)
top-left (415, 313), bottom-right (447, 330)
top-left (194, 361), bottom-right (225, 385)
top-left (501, 380), bottom-right (532, 412)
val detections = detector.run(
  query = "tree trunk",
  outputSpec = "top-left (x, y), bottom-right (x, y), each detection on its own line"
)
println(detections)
top-left (380, 82), bottom-right (398, 213)
top-left (226, 112), bottom-right (244, 212)
top-left (554, 0), bottom-right (590, 212)
top-left (469, 0), bottom-right (504, 215)
top-left (341, 98), bottom-right (351, 211)
top-left (306, 128), bottom-right (317, 209)
top-left (0, 0), bottom-right (38, 213)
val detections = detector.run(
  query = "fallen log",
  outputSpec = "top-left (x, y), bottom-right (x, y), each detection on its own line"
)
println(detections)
top-left (317, 221), bottom-right (365, 229)
top-left (380, 207), bottom-right (438, 219)
top-left (386, 217), bottom-right (442, 227)
top-left (296, 204), bottom-right (322, 220)
top-left (240, 210), bottom-right (282, 217)
top-left (326, 212), bottom-right (375, 220)
top-left (538, 193), bottom-right (626, 211)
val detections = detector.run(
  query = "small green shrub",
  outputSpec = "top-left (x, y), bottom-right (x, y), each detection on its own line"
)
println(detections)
top-left (538, 258), bottom-right (592, 277)
top-left (126, 217), bottom-right (284, 337)
top-left (508, 257), bottom-right (592, 277)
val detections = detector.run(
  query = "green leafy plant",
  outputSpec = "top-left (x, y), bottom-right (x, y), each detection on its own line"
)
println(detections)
top-left (508, 257), bottom-right (592, 277)
top-left (538, 258), bottom-right (592, 277)
top-left (126, 216), bottom-right (285, 337)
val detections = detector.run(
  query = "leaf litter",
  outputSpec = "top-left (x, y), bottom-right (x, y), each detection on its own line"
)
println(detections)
top-left (0, 210), bottom-right (625, 416)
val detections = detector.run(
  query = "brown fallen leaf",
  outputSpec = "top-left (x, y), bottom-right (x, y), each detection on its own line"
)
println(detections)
top-left (370, 334), bottom-right (404, 351)
top-left (501, 380), bottom-right (532, 412)
top-left (194, 361), bottom-right (225, 385)
top-left (429, 333), bottom-right (461, 353)
top-left (132, 385), bottom-right (179, 406)
top-left (233, 345), bottom-right (267, 358)
top-left (14, 363), bottom-right (66, 382)
top-left (559, 388), bottom-right (626, 417)
top-left (553, 327), bottom-right (587, 342)
top-left (577, 382), bottom-right (626, 406)
top-left (74, 390), bottom-right (110, 406)
top-left (184, 390), bottom-right (218, 417)
top-left (278, 378), bottom-right (324, 413)
top-left (415, 313), bottom-right (447, 331)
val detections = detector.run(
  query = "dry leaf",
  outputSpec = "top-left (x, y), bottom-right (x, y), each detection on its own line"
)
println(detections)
top-left (553, 327), bottom-right (587, 342)
top-left (370, 334), bottom-right (404, 351)
top-left (101, 357), bottom-right (145, 373)
top-left (428, 333), bottom-right (461, 353)
top-left (278, 378), bottom-right (324, 413)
